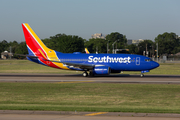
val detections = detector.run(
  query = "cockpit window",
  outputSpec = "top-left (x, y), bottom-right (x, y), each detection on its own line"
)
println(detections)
top-left (145, 59), bottom-right (152, 62)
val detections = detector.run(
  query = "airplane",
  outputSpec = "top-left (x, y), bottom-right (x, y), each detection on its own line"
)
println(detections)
top-left (21, 23), bottom-right (159, 77)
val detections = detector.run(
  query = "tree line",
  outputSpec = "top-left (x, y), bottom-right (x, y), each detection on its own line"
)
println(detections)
top-left (0, 32), bottom-right (180, 59)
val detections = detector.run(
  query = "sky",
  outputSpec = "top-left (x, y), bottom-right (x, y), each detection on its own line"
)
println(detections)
top-left (0, 0), bottom-right (180, 42)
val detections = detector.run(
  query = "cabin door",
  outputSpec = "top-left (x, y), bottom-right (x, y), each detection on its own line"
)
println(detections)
top-left (136, 57), bottom-right (140, 65)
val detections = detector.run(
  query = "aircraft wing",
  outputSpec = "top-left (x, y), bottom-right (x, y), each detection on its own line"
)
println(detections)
top-left (49, 60), bottom-right (95, 70)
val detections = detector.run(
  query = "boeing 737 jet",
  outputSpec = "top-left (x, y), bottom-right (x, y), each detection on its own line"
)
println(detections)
top-left (21, 23), bottom-right (159, 77)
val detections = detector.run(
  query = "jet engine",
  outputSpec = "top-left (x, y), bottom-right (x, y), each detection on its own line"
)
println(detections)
top-left (93, 66), bottom-right (110, 75)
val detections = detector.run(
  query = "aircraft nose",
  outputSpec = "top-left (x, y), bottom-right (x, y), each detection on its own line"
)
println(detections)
top-left (152, 61), bottom-right (159, 68)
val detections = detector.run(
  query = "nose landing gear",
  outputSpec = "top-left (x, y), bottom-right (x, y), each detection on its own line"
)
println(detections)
top-left (140, 73), bottom-right (144, 77)
top-left (141, 70), bottom-right (149, 77)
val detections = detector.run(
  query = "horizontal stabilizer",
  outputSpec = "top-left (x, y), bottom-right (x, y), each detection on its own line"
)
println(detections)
top-left (15, 54), bottom-right (38, 58)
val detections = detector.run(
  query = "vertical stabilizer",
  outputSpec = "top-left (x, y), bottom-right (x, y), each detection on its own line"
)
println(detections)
top-left (22, 23), bottom-right (51, 59)
top-left (22, 23), bottom-right (66, 69)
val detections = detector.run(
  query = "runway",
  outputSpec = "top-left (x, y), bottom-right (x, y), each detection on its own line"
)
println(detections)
top-left (1, 73), bottom-right (180, 119)
top-left (1, 114), bottom-right (180, 120)
top-left (0, 73), bottom-right (180, 84)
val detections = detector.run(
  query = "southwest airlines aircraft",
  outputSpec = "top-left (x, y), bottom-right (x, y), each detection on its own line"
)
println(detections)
top-left (21, 23), bottom-right (159, 77)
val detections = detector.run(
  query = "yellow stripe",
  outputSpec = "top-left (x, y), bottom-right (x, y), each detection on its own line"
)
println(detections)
top-left (85, 112), bottom-right (108, 116)
top-left (38, 49), bottom-right (47, 59)
top-left (57, 81), bottom-right (94, 84)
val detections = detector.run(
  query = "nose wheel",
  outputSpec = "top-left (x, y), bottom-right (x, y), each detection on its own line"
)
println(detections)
top-left (82, 72), bottom-right (88, 77)
top-left (140, 73), bottom-right (144, 77)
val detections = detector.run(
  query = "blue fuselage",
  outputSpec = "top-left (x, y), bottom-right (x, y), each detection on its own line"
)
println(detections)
top-left (54, 52), bottom-right (159, 72)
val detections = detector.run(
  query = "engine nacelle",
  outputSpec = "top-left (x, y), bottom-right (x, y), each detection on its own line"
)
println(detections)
top-left (93, 66), bottom-right (110, 75)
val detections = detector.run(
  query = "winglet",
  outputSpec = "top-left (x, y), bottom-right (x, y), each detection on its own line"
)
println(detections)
top-left (85, 48), bottom-right (90, 54)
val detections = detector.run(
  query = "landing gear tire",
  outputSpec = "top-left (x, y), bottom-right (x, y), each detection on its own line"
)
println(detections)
top-left (82, 72), bottom-right (88, 77)
top-left (140, 74), bottom-right (144, 77)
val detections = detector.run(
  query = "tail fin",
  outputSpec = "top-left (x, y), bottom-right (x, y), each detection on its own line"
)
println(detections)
top-left (22, 23), bottom-right (68, 69)
top-left (22, 23), bottom-right (53, 60)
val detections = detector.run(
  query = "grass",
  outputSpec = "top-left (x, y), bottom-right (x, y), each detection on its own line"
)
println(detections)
top-left (149, 63), bottom-right (180, 75)
top-left (0, 60), bottom-right (180, 75)
top-left (0, 60), bottom-right (81, 74)
top-left (0, 83), bottom-right (180, 113)
top-left (123, 63), bottom-right (180, 75)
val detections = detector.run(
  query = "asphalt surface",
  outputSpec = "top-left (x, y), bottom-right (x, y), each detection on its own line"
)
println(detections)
top-left (0, 73), bottom-right (180, 119)
top-left (0, 110), bottom-right (180, 120)
top-left (1, 114), bottom-right (180, 120)
top-left (0, 73), bottom-right (180, 84)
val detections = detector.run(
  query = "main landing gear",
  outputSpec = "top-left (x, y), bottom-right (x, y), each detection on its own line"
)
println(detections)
top-left (82, 71), bottom-right (94, 77)
top-left (82, 72), bottom-right (88, 77)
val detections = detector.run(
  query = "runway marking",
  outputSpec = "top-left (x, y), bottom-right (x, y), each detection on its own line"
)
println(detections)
top-left (85, 112), bottom-right (108, 116)
top-left (56, 81), bottom-right (94, 84)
